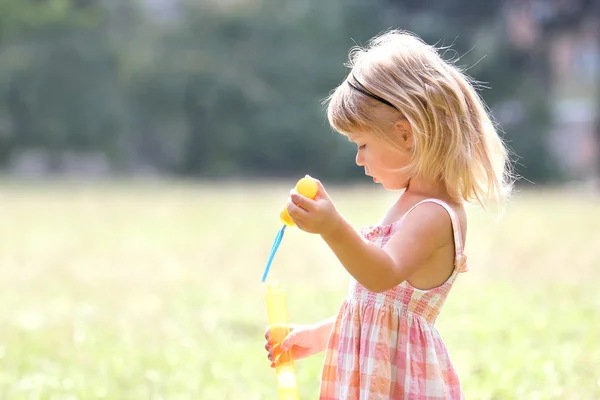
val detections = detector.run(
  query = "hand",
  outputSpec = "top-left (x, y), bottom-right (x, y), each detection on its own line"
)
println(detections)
top-left (264, 324), bottom-right (323, 368)
top-left (286, 178), bottom-right (341, 236)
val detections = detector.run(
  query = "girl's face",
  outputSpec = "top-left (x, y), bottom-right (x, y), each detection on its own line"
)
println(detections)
top-left (349, 126), bottom-right (413, 190)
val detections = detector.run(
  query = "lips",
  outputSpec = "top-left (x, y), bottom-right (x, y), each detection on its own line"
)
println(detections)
top-left (366, 172), bottom-right (377, 183)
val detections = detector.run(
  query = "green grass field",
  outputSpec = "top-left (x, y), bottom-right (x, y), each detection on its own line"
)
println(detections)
top-left (0, 179), bottom-right (599, 399)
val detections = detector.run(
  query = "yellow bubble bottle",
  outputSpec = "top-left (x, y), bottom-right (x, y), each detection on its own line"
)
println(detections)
top-left (266, 283), bottom-right (299, 400)
top-left (262, 175), bottom-right (319, 398)
top-left (279, 176), bottom-right (319, 226)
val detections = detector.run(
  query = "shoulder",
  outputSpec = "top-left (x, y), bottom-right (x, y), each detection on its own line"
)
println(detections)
top-left (380, 199), bottom-right (459, 281)
top-left (397, 200), bottom-right (457, 248)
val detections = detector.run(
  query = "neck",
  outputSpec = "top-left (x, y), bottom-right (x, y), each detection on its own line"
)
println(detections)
top-left (405, 177), bottom-right (449, 200)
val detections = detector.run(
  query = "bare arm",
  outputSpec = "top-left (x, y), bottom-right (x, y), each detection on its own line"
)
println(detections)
top-left (313, 316), bottom-right (336, 352)
top-left (320, 203), bottom-right (452, 293)
top-left (277, 315), bottom-right (336, 355)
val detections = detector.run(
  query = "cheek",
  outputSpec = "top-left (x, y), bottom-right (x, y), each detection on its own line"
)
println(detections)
top-left (392, 149), bottom-right (411, 167)
top-left (366, 154), bottom-right (385, 171)
top-left (378, 154), bottom-right (410, 177)
top-left (397, 152), bottom-right (410, 167)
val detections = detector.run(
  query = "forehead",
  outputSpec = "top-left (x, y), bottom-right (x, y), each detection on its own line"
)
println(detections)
top-left (346, 132), bottom-right (366, 142)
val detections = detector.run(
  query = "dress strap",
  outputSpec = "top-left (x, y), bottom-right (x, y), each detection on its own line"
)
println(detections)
top-left (401, 198), bottom-right (469, 273)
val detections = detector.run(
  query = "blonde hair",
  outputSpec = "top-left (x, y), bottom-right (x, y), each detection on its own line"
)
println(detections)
top-left (324, 30), bottom-right (513, 210)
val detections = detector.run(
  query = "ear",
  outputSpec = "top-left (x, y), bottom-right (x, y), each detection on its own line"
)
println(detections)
top-left (394, 120), bottom-right (413, 150)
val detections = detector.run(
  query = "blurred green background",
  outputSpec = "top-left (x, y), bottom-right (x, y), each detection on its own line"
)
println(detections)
top-left (1, 0), bottom-right (599, 399)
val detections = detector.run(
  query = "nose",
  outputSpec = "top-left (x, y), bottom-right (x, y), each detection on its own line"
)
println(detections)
top-left (355, 151), bottom-right (364, 167)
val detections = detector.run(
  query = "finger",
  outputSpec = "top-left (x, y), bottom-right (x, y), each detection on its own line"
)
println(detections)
top-left (305, 174), bottom-right (321, 187)
top-left (271, 344), bottom-right (282, 366)
top-left (280, 331), bottom-right (297, 352)
top-left (265, 341), bottom-right (271, 352)
top-left (287, 200), bottom-right (309, 221)
top-left (302, 176), bottom-right (328, 200)
top-left (290, 191), bottom-right (317, 212)
top-left (265, 328), bottom-right (270, 341)
top-left (312, 179), bottom-right (329, 200)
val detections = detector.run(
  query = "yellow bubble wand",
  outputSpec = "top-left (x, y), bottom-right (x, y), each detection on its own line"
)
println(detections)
top-left (262, 176), bottom-right (318, 400)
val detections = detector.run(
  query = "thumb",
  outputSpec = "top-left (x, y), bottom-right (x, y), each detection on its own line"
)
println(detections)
top-left (306, 175), bottom-right (328, 200)
top-left (280, 330), bottom-right (299, 352)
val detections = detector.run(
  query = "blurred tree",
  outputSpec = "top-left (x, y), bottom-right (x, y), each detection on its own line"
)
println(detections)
top-left (532, 0), bottom-right (600, 180)
top-left (0, 0), bottom-right (571, 183)
top-left (0, 0), bottom-right (119, 169)
top-left (167, 0), bottom-right (389, 180)
top-left (382, 0), bottom-right (561, 183)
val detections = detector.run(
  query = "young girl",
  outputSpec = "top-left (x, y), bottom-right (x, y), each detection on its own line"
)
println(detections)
top-left (265, 30), bottom-right (512, 399)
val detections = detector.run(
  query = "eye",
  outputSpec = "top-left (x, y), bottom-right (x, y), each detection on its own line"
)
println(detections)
top-left (358, 144), bottom-right (366, 150)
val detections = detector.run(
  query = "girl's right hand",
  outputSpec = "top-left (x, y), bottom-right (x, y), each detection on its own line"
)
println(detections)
top-left (264, 324), bottom-right (322, 368)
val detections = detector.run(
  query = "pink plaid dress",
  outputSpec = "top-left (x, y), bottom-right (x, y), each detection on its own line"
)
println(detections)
top-left (319, 199), bottom-right (468, 400)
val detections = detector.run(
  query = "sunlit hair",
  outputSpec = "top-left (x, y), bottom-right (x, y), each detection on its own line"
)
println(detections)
top-left (324, 30), bottom-right (514, 210)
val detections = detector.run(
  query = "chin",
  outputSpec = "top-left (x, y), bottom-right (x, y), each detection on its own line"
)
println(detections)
top-left (379, 182), bottom-right (398, 191)
top-left (382, 182), bottom-right (409, 192)
top-left (374, 176), bottom-right (409, 191)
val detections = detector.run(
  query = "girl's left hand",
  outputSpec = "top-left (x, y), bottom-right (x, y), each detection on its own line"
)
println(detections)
top-left (287, 178), bottom-right (342, 236)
